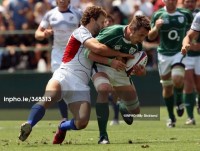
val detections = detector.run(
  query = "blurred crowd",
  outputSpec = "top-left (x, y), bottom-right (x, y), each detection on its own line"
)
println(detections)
top-left (0, 0), bottom-right (199, 72)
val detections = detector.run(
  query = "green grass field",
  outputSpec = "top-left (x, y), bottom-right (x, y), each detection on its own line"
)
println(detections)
top-left (1, 107), bottom-right (200, 151)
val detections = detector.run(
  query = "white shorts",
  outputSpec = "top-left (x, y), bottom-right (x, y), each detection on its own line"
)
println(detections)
top-left (93, 64), bottom-right (131, 87)
top-left (157, 52), bottom-right (185, 76)
top-left (182, 55), bottom-right (200, 75)
top-left (52, 68), bottom-right (90, 104)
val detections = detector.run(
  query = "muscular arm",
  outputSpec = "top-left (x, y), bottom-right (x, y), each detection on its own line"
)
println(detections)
top-left (181, 29), bottom-right (200, 55)
top-left (148, 19), bottom-right (163, 41)
top-left (84, 49), bottom-right (126, 71)
top-left (84, 38), bottom-right (133, 58)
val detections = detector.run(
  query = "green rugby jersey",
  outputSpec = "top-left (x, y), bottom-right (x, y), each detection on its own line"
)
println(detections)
top-left (151, 7), bottom-right (193, 56)
top-left (96, 25), bottom-right (143, 57)
top-left (187, 8), bottom-right (200, 57)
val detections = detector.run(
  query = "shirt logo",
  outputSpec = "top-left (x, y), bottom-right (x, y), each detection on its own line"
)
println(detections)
top-left (69, 16), bottom-right (74, 21)
top-left (114, 45), bottom-right (122, 50)
top-left (178, 16), bottom-right (184, 23)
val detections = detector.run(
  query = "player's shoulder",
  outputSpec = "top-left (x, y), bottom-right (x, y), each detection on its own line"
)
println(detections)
top-left (177, 7), bottom-right (192, 15)
top-left (152, 8), bottom-right (165, 18)
top-left (74, 25), bottom-right (89, 34)
top-left (101, 25), bottom-right (125, 34)
top-left (195, 12), bottom-right (200, 18)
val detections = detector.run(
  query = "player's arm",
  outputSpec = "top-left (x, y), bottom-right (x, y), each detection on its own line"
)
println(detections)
top-left (148, 18), bottom-right (163, 41)
top-left (84, 49), bottom-right (126, 71)
top-left (84, 38), bottom-right (133, 58)
top-left (181, 29), bottom-right (200, 55)
top-left (35, 26), bottom-right (53, 41)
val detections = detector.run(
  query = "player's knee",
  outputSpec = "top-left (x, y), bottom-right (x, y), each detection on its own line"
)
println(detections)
top-left (97, 83), bottom-right (112, 92)
top-left (160, 79), bottom-right (173, 87)
top-left (122, 98), bottom-right (140, 113)
top-left (93, 76), bottom-right (111, 92)
top-left (171, 66), bottom-right (185, 86)
top-left (75, 119), bottom-right (89, 129)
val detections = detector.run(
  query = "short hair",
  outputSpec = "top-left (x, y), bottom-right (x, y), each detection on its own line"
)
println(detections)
top-left (129, 15), bottom-right (151, 31)
top-left (81, 6), bottom-right (107, 26)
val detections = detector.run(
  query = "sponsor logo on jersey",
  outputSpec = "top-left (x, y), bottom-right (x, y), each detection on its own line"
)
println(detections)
top-left (178, 16), bottom-right (184, 23)
top-left (114, 45), bottom-right (122, 50)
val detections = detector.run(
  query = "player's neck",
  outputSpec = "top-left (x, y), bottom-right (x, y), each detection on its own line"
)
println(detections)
top-left (124, 26), bottom-right (130, 41)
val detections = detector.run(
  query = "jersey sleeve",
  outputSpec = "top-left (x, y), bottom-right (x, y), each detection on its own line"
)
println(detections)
top-left (73, 26), bottom-right (93, 44)
top-left (191, 12), bottom-right (200, 32)
top-left (150, 9), bottom-right (163, 28)
top-left (96, 25), bottom-right (123, 46)
top-left (40, 10), bottom-right (52, 29)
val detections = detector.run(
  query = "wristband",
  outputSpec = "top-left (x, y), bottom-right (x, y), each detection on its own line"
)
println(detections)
top-left (84, 49), bottom-right (90, 58)
top-left (108, 58), bottom-right (113, 66)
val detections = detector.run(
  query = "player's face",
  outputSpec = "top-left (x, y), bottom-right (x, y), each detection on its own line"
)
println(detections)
top-left (56, 0), bottom-right (70, 9)
top-left (163, 0), bottom-right (177, 12)
top-left (93, 14), bottom-right (106, 36)
top-left (183, 0), bottom-right (196, 11)
top-left (129, 27), bottom-right (149, 44)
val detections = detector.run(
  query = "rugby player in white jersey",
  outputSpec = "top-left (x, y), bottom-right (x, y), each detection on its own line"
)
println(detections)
top-left (35, 0), bottom-right (82, 123)
top-left (19, 6), bottom-right (133, 144)
top-left (182, 11), bottom-right (200, 124)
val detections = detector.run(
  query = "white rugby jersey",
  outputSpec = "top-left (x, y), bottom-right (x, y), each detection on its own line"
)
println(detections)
top-left (60, 25), bottom-right (93, 84)
top-left (39, 5), bottom-right (82, 72)
top-left (40, 6), bottom-right (82, 48)
top-left (191, 12), bottom-right (200, 31)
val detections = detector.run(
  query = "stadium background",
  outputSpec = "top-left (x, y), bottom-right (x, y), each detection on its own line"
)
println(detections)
top-left (0, 0), bottom-right (199, 119)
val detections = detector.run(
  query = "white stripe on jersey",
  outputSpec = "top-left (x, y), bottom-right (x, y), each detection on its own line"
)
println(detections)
top-left (60, 25), bottom-right (93, 84)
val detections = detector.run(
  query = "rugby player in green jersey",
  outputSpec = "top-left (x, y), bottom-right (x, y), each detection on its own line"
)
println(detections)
top-left (87, 15), bottom-right (150, 144)
top-left (181, 0), bottom-right (200, 125)
top-left (148, 0), bottom-right (193, 127)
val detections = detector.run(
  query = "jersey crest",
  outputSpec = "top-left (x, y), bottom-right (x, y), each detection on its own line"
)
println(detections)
top-left (178, 16), bottom-right (184, 23)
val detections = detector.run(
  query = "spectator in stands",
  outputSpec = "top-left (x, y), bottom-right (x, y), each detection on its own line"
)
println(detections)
top-left (8, 0), bottom-right (30, 30)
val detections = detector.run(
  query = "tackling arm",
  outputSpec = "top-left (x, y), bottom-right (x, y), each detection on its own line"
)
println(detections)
top-left (84, 49), bottom-right (126, 71)
top-left (84, 38), bottom-right (133, 58)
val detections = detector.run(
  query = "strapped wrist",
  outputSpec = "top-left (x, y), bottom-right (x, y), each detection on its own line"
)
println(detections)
top-left (108, 58), bottom-right (113, 66)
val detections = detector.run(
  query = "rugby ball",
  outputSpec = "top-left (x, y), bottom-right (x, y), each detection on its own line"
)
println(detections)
top-left (126, 51), bottom-right (148, 76)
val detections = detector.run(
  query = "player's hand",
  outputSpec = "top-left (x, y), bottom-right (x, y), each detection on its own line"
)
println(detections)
top-left (155, 18), bottom-right (164, 30)
top-left (110, 59), bottom-right (126, 71)
top-left (44, 29), bottom-right (53, 38)
top-left (130, 65), bottom-right (146, 76)
top-left (181, 43), bottom-right (190, 55)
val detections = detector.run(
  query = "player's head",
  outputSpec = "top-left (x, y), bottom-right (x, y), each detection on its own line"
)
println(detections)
top-left (162, 0), bottom-right (178, 13)
top-left (104, 14), bottom-right (114, 27)
top-left (81, 6), bottom-right (107, 36)
top-left (56, 0), bottom-right (70, 9)
top-left (128, 15), bottom-right (150, 44)
top-left (182, 0), bottom-right (197, 11)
